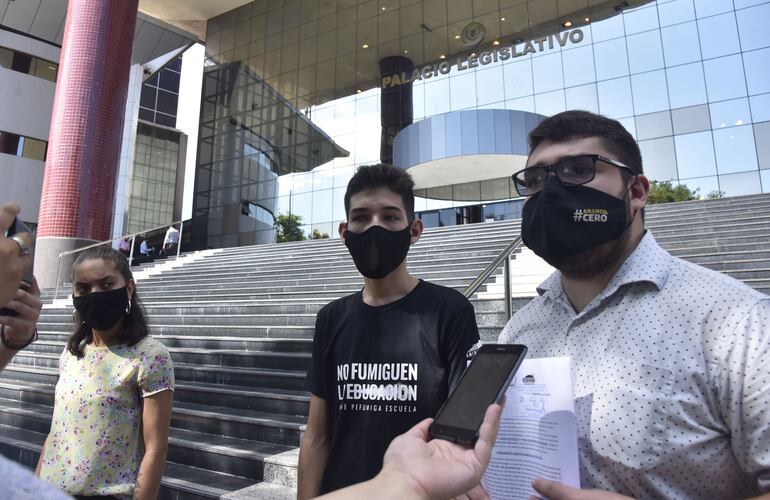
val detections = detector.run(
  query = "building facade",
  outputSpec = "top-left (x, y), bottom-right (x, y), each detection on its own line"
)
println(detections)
top-left (0, 27), bottom-right (59, 229)
top-left (196, 0), bottom-right (770, 243)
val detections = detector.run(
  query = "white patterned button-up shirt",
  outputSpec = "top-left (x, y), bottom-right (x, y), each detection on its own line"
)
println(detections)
top-left (498, 231), bottom-right (770, 499)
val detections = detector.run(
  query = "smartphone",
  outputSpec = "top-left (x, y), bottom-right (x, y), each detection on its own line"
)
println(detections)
top-left (0, 217), bottom-right (34, 316)
top-left (429, 343), bottom-right (527, 445)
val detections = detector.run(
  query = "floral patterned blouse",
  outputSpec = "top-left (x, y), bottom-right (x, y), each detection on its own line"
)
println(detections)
top-left (39, 336), bottom-right (174, 498)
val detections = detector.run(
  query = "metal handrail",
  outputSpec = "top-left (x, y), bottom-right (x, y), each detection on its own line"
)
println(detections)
top-left (463, 234), bottom-right (523, 320)
top-left (53, 220), bottom-right (185, 300)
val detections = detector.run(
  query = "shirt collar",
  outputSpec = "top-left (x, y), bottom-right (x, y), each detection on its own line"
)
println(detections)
top-left (536, 231), bottom-right (671, 302)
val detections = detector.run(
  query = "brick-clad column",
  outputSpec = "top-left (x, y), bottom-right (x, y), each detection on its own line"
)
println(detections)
top-left (35, 0), bottom-right (138, 288)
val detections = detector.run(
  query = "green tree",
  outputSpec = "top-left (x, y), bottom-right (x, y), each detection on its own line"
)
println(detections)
top-left (706, 190), bottom-right (725, 199)
top-left (274, 213), bottom-right (306, 242)
top-left (311, 229), bottom-right (329, 239)
top-left (647, 180), bottom-right (699, 204)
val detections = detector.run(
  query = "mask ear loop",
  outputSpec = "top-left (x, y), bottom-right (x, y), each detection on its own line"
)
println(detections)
top-left (125, 298), bottom-right (132, 315)
top-left (621, 174), bottom-right (641, 230)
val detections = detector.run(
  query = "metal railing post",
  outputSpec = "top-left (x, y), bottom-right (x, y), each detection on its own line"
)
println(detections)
top-left (503, 256), bottom-right (512, 319)
top-left (176, 223), bottom-right (183, 259)
top-left (128, 235), bottom-right (136, 267)
top-left (53, 254), bottom-right (63, 301)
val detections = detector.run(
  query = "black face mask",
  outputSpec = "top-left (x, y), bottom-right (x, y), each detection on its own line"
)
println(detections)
top-left (521, 177), bottom-right (631, 261)
top-left (344, 225), bottom-right (412, 279)
top-left (72, 287), bottom-right (130, 331)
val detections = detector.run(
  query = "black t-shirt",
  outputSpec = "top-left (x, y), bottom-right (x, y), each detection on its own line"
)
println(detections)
top-left (304, 280), bottom-right (480, 494)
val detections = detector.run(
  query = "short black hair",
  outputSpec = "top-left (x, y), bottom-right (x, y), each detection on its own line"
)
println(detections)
top-left (528, 110), bottom-right (643, 175)
top-left (68, 246), bottom-right (150, 359)
top-left (344, 164), bottom-right (415, 219)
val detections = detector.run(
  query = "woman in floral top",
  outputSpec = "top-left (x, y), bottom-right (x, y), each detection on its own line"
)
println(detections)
top-left (36, 246), bottom-right (174, 499)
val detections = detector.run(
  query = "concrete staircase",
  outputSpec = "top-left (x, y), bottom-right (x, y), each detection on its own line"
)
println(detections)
top-left (1, 193), bottom-right (769, 499)
top-left (0, 220), bottom-right (519, 499)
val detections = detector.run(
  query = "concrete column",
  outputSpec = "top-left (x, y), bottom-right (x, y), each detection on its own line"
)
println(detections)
top-left (379, 56), bottom-right (414, 165)
top-left (35, 0), bottom-right (139, 289)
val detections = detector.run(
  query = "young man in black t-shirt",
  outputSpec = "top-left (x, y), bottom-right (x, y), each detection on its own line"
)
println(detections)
top-left (297, 164), bottom-right (480, 498)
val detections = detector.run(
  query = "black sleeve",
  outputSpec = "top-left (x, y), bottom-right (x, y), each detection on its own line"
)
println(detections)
top-left (304, 306), bottom-right (328, 398)
top-left (443, 302), bottom-right (480, 390)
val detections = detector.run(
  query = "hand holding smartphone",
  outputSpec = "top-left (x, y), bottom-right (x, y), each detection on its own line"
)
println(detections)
top-left (429, 344), bottom-right (527, 445)
top-left (0, 215), bottom-right (35, 316)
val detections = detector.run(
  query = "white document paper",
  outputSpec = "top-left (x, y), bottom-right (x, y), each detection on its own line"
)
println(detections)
top-left (481, 356), bottom-right (580, 499)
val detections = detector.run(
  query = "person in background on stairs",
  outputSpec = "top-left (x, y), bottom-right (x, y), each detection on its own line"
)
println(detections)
top-left (500, 110), bottom-right (770, 499)
top-left (298, 164), bottom-right (481, 498)
top-left (161, 224), bottom-right (179, 256)
top-left (35, 246), bottom-right (175, 500)
top-left (0, 201), bottom-right (70, 499)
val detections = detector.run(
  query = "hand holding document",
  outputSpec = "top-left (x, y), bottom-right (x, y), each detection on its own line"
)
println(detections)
top-left (481, 357), bottom-right (580, 499)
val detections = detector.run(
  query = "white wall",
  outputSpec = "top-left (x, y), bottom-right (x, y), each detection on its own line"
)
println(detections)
top-left (0, 30), bottom-right (59, 223)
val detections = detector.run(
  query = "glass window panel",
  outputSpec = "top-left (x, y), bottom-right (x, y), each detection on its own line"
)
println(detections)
top-left (661, 21), bottom-right (701, 66)
top-left (627, 30), bottom-right (664, 74)
top-left (453, 181), bottom-right (481, 201)
top-left (666, 63), bottom-right (707, 109)
top-left (22, 137), bottom-right (47, 161)
top-left (11, 52), bottom-right (31, 73)
top-left (480, 178), bottom-right (511, 201)
top-left (591, 13), bottom-right (625, 42)
top-left (736, 3), bottom-right (770, 51)
top-left (505, 96), bottom-right (535, 112)
top-left (140, 86), bottom-right (156, 109)
top-left (754, 121), bottom-right (770, 170)
top-left (160, 69), bottom-right (181, 91)
top-left (672, 104), bottom-right (711, 134)
top-left (412, 82), bottom-right (425, 121)
top-left (698, 13), bottom-right (740, 60)
top-left (503, 59), bottom-right (533, 100)
top-left (636, 111), bottom-right (673, 140)
top-left (598, 77), bottom-right (634, 118)
top-left (678, 175), bottom-right (720, 198)
top-left (565, 83), bottom-right (599, 113)
top-left (562, 46), bottom-right (595, 87)
top-left (659, 0), bottom-right (696, 27)
top-left (156, 89), bottom-right (179, 115)
top-left (639, 137), bottom-right (678, 181)
top-left (719, 170), bottom-right (761, 196)
top-left (476, 66), bottom-right (505, 106)
top-left (703, 55), bottom-right (747, 102)
top-left (535, 90), bottom-right (566, 116)
top-left (332, 186), bottom-right (347, 222)
top-left (532, 52), bottom-right (563, 93)
top-left (675, 131), bottom-right (716, 178)
top-left (594, 39), bottom-right (629, 80)
top-left (311, 188), bottom-right (333, 224)
top-left (710, 98), bottom-right (752, 129)
top-left (0, 47), bottom-right (12, 69)
top-left (694, 0), bottom-right (733, 17)
top-left (32, 58), bottom-right (57, 82)
top-left (743, 47), bottom-right (770, 96)
top-left (450, 71), bottom-right (477, 111)
top-left (762, 170), bottom-right (770, 193)
top-left (0, 131), bottom-right (21, 156)
top-left (713, 125), bottom-right (759, 174)
top-left (623, 5), bottom-right (659, 35)
top-left (632, 70), bottom-right (669, 114)
top-left (424, 77), bottom-right (451, 116)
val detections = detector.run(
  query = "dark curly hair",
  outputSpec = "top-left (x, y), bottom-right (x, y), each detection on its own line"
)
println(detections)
top-left (67, 246), bottom-right (149, 358)
top-left (344, 164), bottom-right (416, 220)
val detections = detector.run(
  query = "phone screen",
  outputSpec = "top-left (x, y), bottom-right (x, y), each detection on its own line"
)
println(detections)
top-left (433, 345), bottom-right (526, 433)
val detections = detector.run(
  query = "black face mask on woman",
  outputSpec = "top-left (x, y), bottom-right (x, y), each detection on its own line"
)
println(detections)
top-left (72, 287), bottom-right (130, 331)
top-left (344, 225), bottom-right (412, 279)
top-left (521, 176), bottom-right (632, 261)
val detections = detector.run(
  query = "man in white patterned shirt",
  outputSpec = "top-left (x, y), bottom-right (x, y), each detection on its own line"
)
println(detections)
top-left (500, 110), bottom-right (769, 499)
